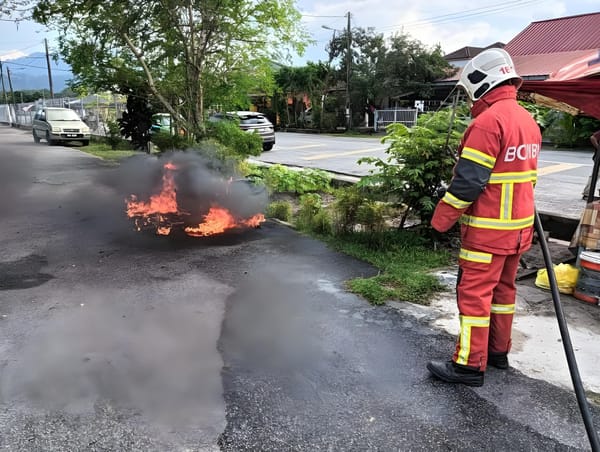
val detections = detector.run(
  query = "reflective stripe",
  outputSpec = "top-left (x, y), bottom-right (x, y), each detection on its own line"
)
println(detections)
top-left (459, 248), bottom-right (492, 264)
top-left (491, 303), bottom-right (515, 314)
top-left (500, 183), bottom-right (513, 220)
top-left (456, 315), bottom-right (491, 366)
top-left (442, 192), bottom-right (472, 209)
top-left (460, 214), bottom-right (534, 230)
top-left (489, 170), bottom-right (537, 184)
top-left (461, 147), bottom-right (496, 169)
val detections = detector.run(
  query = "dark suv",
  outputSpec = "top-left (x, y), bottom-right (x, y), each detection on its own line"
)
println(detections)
top-left (209, 111), bottom-right (275, 151)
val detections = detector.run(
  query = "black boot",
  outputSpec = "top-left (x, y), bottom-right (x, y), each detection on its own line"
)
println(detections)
top-left (427, 360), bottom-right (484, 387)
top-left (488, 352), bottom-right (509, 369)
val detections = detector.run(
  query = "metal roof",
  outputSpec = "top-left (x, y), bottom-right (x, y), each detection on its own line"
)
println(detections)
top-left (512, 50), bottom-right (597, 79)
top-left (440, 50), bottom-right (596, 81)
top-left (504, 12), bottom-right (600, 55)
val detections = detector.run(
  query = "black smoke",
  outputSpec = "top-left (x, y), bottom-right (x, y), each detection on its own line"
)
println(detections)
top-left (100, 150), bottom-right (269, 233)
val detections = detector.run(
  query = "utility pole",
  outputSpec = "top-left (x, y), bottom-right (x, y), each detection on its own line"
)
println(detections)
top-left (346, 11), bottom-right (351, 130)
top-left (45, 38), bottom-right (54, 98)
top-left (6, 67), bottom-right (17, 126)
top-left (0, 61), bottom-right (9, 106)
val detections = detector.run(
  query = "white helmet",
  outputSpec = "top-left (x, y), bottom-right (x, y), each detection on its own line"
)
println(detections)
top-left (457, 48), bottom-right (522, 101)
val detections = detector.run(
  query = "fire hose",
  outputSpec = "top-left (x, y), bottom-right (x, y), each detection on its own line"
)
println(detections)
top-left (534, 209), bottom-right (600, 451)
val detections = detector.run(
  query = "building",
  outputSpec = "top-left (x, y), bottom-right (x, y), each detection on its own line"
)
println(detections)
top-left (434, 11), bottom-right (600, 105)
top-left (505, 12), bottom-right (600, 81)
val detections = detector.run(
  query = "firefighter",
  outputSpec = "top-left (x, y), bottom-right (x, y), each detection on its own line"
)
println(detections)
top-left (427, 48), bottom-right (542, 387)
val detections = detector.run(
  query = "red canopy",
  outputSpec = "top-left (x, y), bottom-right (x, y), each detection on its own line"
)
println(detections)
top-left (519, 49), bottom-right (600, 120)
top-left (520, 78), bottom-right (600, 119)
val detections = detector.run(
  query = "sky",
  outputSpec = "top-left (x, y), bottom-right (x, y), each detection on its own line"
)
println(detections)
top-left (0, 0), bottom-right (598, 66)
top-left (294, 0), bottom-right (599, 64)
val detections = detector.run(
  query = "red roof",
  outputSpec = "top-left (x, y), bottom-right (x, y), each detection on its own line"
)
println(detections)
top-left (441, 13), bottom-right (600, 81)
top-left (505, 12), bottom-right (600, 56)
top-left (512, 50), bottom-right (596, 79)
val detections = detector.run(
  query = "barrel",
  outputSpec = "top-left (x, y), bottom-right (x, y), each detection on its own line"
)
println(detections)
top-left (574, 251), bottom-right (600, 304)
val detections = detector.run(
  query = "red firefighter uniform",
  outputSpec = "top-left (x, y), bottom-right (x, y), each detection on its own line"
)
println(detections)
top-left (431, 84), bottom-right (542, 371)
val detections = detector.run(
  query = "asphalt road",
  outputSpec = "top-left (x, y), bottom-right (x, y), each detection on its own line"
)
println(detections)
top-left (0, 125), bottom-right (598, 451)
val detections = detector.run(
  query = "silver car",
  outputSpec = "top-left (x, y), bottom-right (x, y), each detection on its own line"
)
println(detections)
top-left (32, 107), bottom-right (91, 146)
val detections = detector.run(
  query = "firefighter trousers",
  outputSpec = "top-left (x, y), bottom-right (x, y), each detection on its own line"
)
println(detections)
top-left (452, 248), bottom-right (521, 371)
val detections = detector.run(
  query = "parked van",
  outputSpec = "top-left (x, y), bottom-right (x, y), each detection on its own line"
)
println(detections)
top-left (32, 107), bottom-right (91, 146)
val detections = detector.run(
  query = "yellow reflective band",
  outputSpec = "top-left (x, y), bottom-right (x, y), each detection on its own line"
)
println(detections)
top-left (461, 315), bottom-right (491, 327)
top-left (460, 214), bottom-right (534, 230)
top-left (491, 304), bottom-right (515, 314)
top-left (488, 170), bottom-right (537, 184)
top-left (459, 248), bottom-right (492, 264)
top-left (461, 147), bottom-right (496, 169)
top-left (500, 183), bottom-right (513, 220)
top-left (442, 192), bottom-right (472, 209)
top-left (456, 315), bottom-right (490, 365)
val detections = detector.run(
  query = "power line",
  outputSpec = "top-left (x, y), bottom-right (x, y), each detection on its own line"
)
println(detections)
top-left (351, 0), bottom-right (544, 33)
top-left (2, 60), bottom-right (71, 72)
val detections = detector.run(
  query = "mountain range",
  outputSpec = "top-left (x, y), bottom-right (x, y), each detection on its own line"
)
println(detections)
top-left (1, 52), bottom-right (72, 92)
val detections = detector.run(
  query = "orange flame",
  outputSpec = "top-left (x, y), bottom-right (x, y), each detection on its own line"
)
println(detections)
top-left (126, 163), bottom-right (179, 217)
top-left (125, 162), bottom-right (265, 236)
top-left (184, 208), bottom-right (265, 237)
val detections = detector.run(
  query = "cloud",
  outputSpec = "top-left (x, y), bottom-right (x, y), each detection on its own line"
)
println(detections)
top-left (294, 0), bottom-right (587, 64)
top-left (0, 50), bottom-right (27, 60)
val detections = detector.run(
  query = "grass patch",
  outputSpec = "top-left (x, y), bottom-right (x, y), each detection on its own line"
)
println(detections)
top-left (80, 142), bottom-right (141, 162)
top-left (321, 230), bottom-right (451, 305)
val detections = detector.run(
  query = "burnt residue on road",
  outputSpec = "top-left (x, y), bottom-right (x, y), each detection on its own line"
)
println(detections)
top-left (0, 254), bottom-right (53, 290)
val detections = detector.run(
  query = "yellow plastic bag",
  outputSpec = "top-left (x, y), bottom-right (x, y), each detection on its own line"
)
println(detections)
top-left (535, 263), bottom-right (579, 294)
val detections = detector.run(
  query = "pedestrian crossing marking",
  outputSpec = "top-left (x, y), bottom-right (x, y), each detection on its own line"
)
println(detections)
top-left (302, 147), bottom-right (386, 160)
top-left (537, 163), bottom-right (582, 176)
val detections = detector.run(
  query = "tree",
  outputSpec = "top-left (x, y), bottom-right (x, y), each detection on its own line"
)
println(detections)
top-left (32, 0), bottom-right (308, 137)
top-left (118, 85), bottom-right (154, 151)
top-left (382, 34), bottom-right (454, 101)
top-left (325, 28), bottom-right (454, 127)
top-left (0, 0), bottom-right (34, 18)
top-left (275, 62), bottom-right (330, 127)
top-left (344, 28), bottom-right (387, 124)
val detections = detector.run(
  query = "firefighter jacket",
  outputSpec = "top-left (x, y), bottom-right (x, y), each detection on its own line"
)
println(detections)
top-left (431, 85), bottom-right (542, 255)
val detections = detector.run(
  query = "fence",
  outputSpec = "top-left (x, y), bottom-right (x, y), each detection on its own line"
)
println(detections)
top-left (373, 108), bottom-right (418, 132)
top-left (0, 95), bottom-right (126, 136)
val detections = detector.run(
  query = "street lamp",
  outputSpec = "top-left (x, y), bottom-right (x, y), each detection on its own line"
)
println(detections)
top-left (322, 11), bottom-right (351, 130)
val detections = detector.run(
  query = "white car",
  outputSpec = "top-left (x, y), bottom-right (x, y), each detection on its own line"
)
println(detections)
top-left (32, 107), bottom-right (91, 146)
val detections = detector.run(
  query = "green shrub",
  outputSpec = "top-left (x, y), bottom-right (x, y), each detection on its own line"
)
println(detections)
top-left (151, 131), bottom-right (195, 151)
top-left (205, 120), bottom-right (263, 157)
top-left (105, 120), bottom-right (123, 150)
top-left (266, 201), bottom-right (292, 222)
top-left (311, 209), bottom-right (333, 235)
top-left (187, 139), bottom-right (246, 176)
top-left (295, 193), bottom-right (322, 230)
top-left (358, 107), bottom-right (468, 228)
top-left (356, 201), bottom-right (387, 233)
top-left (543, 111), bottom-right (600, 147)
top-left (258, 164), bottom-right (332, 194)
top-left (332, 185), bottom-right (367, 234)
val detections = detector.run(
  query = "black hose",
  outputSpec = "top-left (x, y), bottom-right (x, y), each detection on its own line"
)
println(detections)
top-left (534, 210), bottom-right (600, 451)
